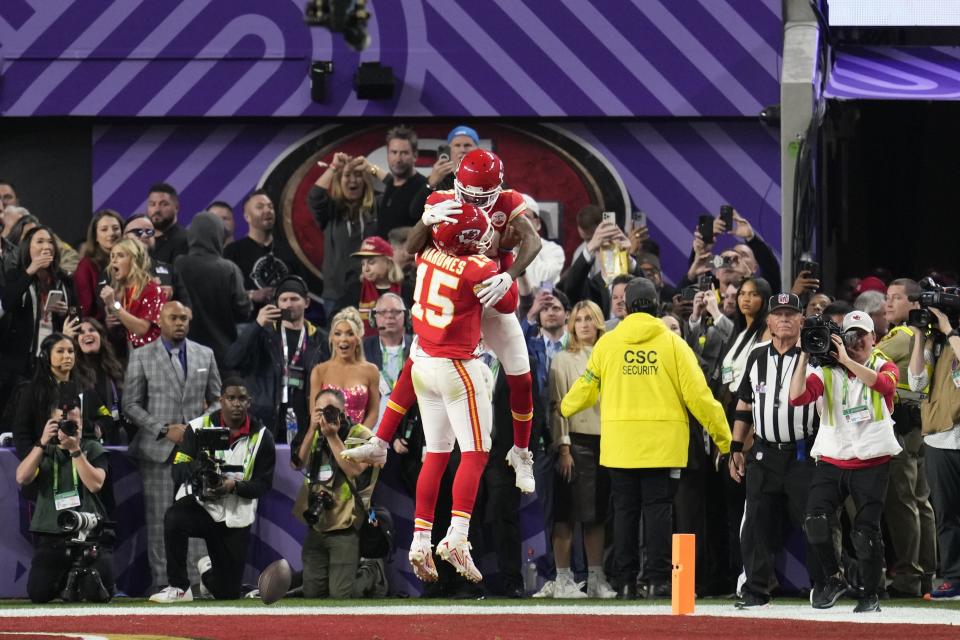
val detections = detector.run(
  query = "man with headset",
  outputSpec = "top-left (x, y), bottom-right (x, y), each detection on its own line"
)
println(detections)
top-left (225, 275), bottom-right (329, 446)
top-left (362, 293), bottom-right (412, 422)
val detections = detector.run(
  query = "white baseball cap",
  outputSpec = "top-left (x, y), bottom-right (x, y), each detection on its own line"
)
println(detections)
top-left (842, 310), bottom-right (874, 334)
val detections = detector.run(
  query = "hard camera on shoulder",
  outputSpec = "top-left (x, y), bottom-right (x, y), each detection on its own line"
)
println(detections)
top-left (190, 428), bottom-right (243, 501)
top-left (908, 278), bottom-right (960, 330)
top-left (801, 314), bottom-right (842, 367)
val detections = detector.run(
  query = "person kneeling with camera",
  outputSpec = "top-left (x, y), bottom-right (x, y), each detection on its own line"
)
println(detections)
top-left (295, 388), bottom-right (386, 598)
top-left (150, 377), bottom-right (276, 602)
top-left (15, 398), bottom-right (114, 603)
top-left (790, 311), bottom-right (901, 613)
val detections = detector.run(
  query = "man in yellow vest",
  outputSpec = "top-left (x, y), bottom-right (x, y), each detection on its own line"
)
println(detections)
top-left (560, 277), bottom-right (731, 599)
top-left (790, 311), bottom-right (901, 613)
top-left (875, 278), bottom-right (936, 598)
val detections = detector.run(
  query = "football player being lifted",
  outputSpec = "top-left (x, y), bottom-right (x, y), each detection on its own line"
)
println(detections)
top-left (344, 149), bottom-right (541, 494)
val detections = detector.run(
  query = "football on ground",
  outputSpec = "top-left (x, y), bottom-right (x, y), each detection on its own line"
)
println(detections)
top-left (258, 558), bottom-right (292, 605)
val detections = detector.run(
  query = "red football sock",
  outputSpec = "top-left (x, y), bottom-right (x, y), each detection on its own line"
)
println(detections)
top-left (376, 357), bottom-right (415, 443)
top-left (506, 372), bottom-right (533, 449)
top-left (414, 451), bottom-right (451, 532)
top-left (451, 450), bottom-right (489, 518)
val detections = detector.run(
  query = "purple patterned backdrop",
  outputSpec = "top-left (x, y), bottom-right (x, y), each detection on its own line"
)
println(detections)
top-left (826, 46), bottom-right (960, 101)
top-left (0, 0), bottom-right (781, 117)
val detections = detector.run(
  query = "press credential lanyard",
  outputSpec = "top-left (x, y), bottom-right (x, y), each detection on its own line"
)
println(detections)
top-left (53, 453), bottom-right (81, 510)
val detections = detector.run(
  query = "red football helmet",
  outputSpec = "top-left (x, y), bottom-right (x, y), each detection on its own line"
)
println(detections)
top-left (454, 149), bottom-right (503, 214)
top-left (431, 203), bottom-right (494, 256)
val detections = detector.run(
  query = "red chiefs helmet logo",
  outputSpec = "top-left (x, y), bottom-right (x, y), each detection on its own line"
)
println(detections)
top-left (457, 228), bottom-right (481, 243)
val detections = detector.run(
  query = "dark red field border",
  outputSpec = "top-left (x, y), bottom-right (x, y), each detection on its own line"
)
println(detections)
top-left (0, 614), bottom-right (958, 640)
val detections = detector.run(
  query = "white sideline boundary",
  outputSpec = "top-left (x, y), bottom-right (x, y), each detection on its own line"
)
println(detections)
top-left (0, 603), bottom-right (958, 625)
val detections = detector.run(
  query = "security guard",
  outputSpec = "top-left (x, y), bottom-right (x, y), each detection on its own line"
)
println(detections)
top-left (561, 277), bottom-right (731, 599)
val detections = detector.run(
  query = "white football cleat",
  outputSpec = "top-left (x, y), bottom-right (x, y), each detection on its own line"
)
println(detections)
top-left (436, 531), bottom-right (483, 583)
top-left (341, 437), bottom-right (388, 466)
top-left (197, 556), bottom-right (212, 598)
top-left (408, 534), bottom-right (439, 583)
top-left (149, 585), bottom-right (193, 603)
top-left (505, 446), bottom-right (535, 494)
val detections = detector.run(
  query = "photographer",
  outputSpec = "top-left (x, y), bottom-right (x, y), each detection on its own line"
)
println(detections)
top-left (149, 377), bottom-right (275, 602)
top-left (790, 311), bottom-right (901, 613)
top-left (295, 388), bottom-right (384, 599)
top-left (908, 305), bottom-right (960, 600)
top-left (15, 398), bottom-right (113, 603)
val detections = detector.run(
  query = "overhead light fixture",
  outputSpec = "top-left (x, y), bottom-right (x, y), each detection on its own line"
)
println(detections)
top-left (310, 61), bottom-right (333, 103)
top-left (354, 62), bottom-right (394, 100)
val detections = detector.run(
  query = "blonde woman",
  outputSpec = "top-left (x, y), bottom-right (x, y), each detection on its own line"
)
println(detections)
top-left (545, 300), bottom-right (616, 599)
top-left (309, 307), bottom-right (380, 429)
top-left (100, 238), bottom-right (165, 348)
top-left (306, 152), bottom-right (379, 315)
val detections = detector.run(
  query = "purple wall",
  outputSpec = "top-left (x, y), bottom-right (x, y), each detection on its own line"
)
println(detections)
top-left (0, 0), bottom-right (781, 117)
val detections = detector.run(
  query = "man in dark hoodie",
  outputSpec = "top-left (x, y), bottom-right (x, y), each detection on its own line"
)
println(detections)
top-left (174, 211), bottom-right (251, 367)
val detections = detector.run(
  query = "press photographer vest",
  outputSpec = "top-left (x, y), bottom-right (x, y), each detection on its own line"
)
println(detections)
top-left (920, 344), bottom-right (960, 435)
top-left (176, 415), bottom-right (265, 528)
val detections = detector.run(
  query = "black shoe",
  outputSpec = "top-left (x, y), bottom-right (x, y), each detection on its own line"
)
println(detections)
top-left (617, 584), bottom-right (637, 600)
top-left (735, 591), bottom-right (770, 609)
top-left (643, 582), bottom-right (671, 599)
top-left (886, 586), bottom-right (920, 599)
top-left (812, 576), bottom-right (848, 609)
top-left (853, 594), bottom-right (881, 613)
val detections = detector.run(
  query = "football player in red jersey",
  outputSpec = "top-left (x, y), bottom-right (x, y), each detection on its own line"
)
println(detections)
top-left (401, 204), bottom-right (517, 583)
top-left (343, 149), bottom-right (542, 494)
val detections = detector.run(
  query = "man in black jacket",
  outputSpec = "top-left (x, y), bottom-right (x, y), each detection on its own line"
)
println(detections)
top-left (225, 275), bottom-right (328, 444)
top-left (150, 377), bottom-right (276, 602)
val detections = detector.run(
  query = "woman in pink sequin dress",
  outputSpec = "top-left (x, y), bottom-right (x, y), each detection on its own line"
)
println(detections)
top-left (309, 307), bottom-right (380, 429)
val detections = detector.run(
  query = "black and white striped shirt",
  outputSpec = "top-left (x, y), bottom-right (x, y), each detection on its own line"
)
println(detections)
top-left (736, 343), bottom-right (819, 443)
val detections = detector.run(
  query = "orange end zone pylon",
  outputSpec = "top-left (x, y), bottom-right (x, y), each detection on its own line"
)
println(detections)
top-left (672, 533), bottom-right (695, 615)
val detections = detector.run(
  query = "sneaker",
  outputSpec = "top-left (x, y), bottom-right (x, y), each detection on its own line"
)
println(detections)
top-left (853, 594), bottom-right (881, 613)
top-left (341, 437), bottom-right (388, 465)
top-left (554, 575), bottom-right (587, 599)
top-left (532, 580), bottom-right (556, 598)
top-left (587, 575), bottom-right (617, 599)
top-left (436, 531), bottom-right (483, 583)
top-left (197, 556), bottom-right (212, 598)
top-left (149, 585), bottom-right (193, 603)
top-left (505, 446), bottom-right (535, 494)
top-left (408, 535), bottom-right (439, 583)
top-left (926, 581), bottom-right (960, 600)
top-left (812, 575), bottom-right (848, 609)
top-left (735, 591), bottom-right (770, 610)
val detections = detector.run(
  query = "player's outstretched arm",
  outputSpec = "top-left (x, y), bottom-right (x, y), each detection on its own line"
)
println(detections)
top-left (406, 221), bottom-right (432, 255)
top-left (504, 214), bottom-right (542, 281)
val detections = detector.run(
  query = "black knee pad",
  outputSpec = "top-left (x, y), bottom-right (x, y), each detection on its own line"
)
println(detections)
top-left (851, 528), bottom-right (882, 560)
top-left (803, 513), bottom-right (831, 544)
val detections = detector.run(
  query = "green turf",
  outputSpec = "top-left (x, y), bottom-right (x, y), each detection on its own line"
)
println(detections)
top-left (1, 597), bottom-right (959, 610)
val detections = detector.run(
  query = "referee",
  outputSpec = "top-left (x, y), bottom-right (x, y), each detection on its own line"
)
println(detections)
top-left (728, 293), bottom-right (823, 608)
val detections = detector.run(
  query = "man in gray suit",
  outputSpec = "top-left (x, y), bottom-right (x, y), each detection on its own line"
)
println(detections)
top-left (123, 301), bottom-right (221, 592)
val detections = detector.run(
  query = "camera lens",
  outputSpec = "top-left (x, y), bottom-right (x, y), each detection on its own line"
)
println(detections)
top-left (322, 405), bottom-right (342, 424)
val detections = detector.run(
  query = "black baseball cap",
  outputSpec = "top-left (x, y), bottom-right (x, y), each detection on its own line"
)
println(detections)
top-left (625, 277), bottom-right (658, 314)
top-left (768, 293), bottom-right (802, 313)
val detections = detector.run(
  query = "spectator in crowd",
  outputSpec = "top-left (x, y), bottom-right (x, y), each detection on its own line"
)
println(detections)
top-left (604, 274), bottom-right (634, 331)
top-left (369, 125), bottom-right (428, 238)
top-left (8, 332), bottom-right (113, 459)
top-left (295, 388), bottom-right (385, 598)
top-left (636, 253), bottom-right (674, 304)
top-left (790, 310), bottom-right (901, 613)
top-left (307, 153), bottom-right (379, 315)
top-left (74, 209), bottom-right (123, 322)
top-left (174, 211), bottom-right (251, 368)
top-left (806, 292), bottom-right (832, 317)
top-left (908, 307), bottom-right (960, 600)
top-left (524, 289), bottom-right (570, 407)
top-left (729, 294), bottom-right (823, 609)
top-left (206, 201), bottom-right (235, 247)
top-left (309, 307), bottom-right (380, 430)
top-left (149, 377), bottom-right (276, 602)
top-left (225, 275), bottom-right (329, 444)
top-left (561, 277), bottom-right (731, 599)
top-left (147, 183), bottom-right (189, 264)
top-left (66, 318), bottom-right (127, 443)
top-left (223, 190), bottom-right (298, 310)
top-left (855, 290), bottom-right (889, 338)
top-left (15, 396), bottom-right (112, 603)
top-left (0, 179), bottom-right (17, 210)
top-left (4, 212), bottom-right (42, 271)
top-left (876, 278), bottom-right (936, 598)
top-left (123, 301), bottom-right (221, 594)
top-left (337, 236), bottom-right (408, 336)
top-left (0, 226), bottom-right (75, 411)
top-left (721, 278), bottom-right (773, 400)
top-left (362, 292), bottom-right (411, 423)
top-left (387, 226), bottom-right (416, 304)
top-left (569, 205), bottom-right (603, 270)
top-left (854, 276), bottom-right (887, 299)
top-left (517, 194), bottom-right (565, 291)
top-left (823, 300), bottom-right (854, 325)
top-left (101, 238), bottom-right (165, 349)
top-left (410, 124), bottom-right (480, 218)
top-left (546, 300), bottom-right (615, 599)
top-left (0, 200), bottom-right (80, 275)
top-left (687, 286), bottom-right (735, 395)
top-left (122, 214), bottom-right (192, 307)
top-left (1, 207), bottom-right (39, 276)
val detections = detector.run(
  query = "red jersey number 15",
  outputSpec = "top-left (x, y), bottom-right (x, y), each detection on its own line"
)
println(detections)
top-left (411, 262), bottom-right (458, 329)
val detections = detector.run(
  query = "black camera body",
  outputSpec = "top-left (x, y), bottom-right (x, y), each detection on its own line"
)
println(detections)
top-left (303, 485), bottom-right (335, 526)
top-left (909, 278), bottom-right (960, 331)
top-left (801, 314), bottom-right (842, 367)
top-left (190, 428), bottom-right (243, 501)
top-left (57, 510), bottom-right (112, 603)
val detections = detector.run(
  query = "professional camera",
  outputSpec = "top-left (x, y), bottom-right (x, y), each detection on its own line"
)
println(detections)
top-left (801, 314), bottom-right (842, 367)
top-left (57, 510), bottom-right (111, 602)
top-left (58, 418), bottom-right (80, 438)
top-left (190, 428), bottom-right (243, 501)
top-left (302, 485), bottom-right (335, 526)
top-left (908, 278), bottom-right (960, 330)
top-left (58, 510), bottom-right (102, 543)
top-left (304, 0), bottom-right (370, 51)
